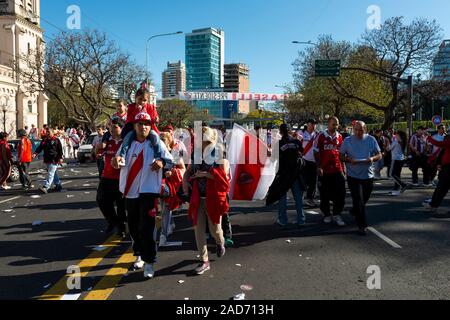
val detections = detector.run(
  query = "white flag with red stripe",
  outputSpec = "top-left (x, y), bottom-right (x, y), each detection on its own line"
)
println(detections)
top-left (228, 124), bottom-right (277, 201)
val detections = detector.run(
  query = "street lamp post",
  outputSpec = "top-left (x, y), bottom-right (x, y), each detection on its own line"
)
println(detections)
top-left (292, 40), bottom-right (319, 47)
top-left (2, 106), bottom-right (7, 133)
top-left (145, 31), bottom-right (183, 86)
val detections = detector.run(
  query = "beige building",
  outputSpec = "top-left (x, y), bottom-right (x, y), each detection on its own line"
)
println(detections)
top-left (162, 61), bottom-right (186, 99)
top-left (224, 63), bottom-right (254, 115)
top-left (0, 0), bottom-right (47, 137)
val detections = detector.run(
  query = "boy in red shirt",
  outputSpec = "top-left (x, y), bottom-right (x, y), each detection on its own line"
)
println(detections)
top-left (123, 83), bottom-right (159, 137)
top-left (115, 84), bottom-right (162, 165)
top-left (314, 117), bottom-right (346, 226)
top-left (17, 129), bottom-right (33, 189)
top-left (96, 116), bottom-right (126, 237)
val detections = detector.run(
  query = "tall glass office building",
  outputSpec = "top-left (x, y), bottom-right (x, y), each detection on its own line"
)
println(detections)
top-left (433, 40), bottom-right (450, 81)
top-left (185, 28), bottom-right (226, 118)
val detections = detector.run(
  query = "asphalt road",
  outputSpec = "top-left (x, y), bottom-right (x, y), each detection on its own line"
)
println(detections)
top-left (0, 163), bottom-right (449, 300)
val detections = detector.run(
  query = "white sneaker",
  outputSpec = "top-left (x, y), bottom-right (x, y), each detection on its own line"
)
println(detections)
top-left (334, 215), bottom-right (346, 227)
top-left (133, 256), bottom-right (145, 270)
top-left (2, 185), bottom-right (11, 190)
top-left (143, 263), bottom-right (154, 279)
top-left (323, 216), bottom-right (333, 224)
top-left (390, 190), bottom-right (401, 196)
top-left (159, 234), bottom-right (167, 247)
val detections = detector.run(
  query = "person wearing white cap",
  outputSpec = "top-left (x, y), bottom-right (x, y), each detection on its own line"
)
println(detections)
top-left (118, 112), bottom-right (174, 279)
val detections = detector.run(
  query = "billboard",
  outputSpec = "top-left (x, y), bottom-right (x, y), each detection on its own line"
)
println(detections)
top-left (179, 92), bottom-right (289, 102)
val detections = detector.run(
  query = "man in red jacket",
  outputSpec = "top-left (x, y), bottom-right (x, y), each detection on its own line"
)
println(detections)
top-left (17, 129), bottom-right (33, 189)
top-left (423, 134), bottom-right (450, 213)
top-left (314, 117), bottom-right (347, 227)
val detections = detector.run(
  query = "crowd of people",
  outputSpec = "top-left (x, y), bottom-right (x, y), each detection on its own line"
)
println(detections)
top-left (0, 123), bottom-right (92, 191)
top-left (1, 82), bottom-right (449, 280)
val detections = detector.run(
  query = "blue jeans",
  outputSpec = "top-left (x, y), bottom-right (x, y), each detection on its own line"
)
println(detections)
top-left (45, 164), bottom-right (61, 189)
top-left (278, 180), bottom-right (305, 225)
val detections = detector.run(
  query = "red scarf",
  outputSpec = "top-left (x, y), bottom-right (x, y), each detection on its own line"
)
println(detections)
top-left (123, 149), bottom-right (144, 198)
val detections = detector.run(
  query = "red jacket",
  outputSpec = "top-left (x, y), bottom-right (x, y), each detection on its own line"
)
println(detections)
top-left (126, 103), bottom-right (160, 133)
top-left (162, 167), bottom-right (184, 211)
top-left (188, 167), bottom-right (230, 226)
top-left (316, 130), bottom-right (344, 174)
top-left (0, 140), bottom-right (12, 163)
top-left (18, 137), bottom-right (32, 163)
top-left (428, 137), bottom-right (450, 166)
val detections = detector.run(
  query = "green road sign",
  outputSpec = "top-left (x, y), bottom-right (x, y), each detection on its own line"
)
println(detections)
top-left (315, 60), bottom-right (341, 77)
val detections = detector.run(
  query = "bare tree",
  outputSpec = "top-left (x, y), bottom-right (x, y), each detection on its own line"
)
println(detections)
top-left (17, 29), bottom-right (150, 130)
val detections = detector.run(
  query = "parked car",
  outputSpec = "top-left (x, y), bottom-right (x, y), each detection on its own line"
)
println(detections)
top-left (7, 139), bottom-right (45, 183)
top-left (77, 133), bottom-right (98, 163)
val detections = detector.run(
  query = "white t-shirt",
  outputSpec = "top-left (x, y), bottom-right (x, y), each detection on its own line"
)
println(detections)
top-left (120, 141), bottom-right (145, 199)
top-left (119, 140), bottom-right (173, 199)
top-left (388, 140), bottom-right (405, 161)
top-left (296, 130), bottom-right (318, 162)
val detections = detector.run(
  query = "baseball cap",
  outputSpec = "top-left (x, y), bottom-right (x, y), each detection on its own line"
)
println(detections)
top-left (133, 112), bottom-right (152, 124)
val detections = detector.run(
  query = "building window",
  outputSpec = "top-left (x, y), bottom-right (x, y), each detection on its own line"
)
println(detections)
top-left (28, 101), bottom-right (32, 113)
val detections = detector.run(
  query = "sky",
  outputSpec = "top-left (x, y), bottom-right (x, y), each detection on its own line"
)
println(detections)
top-left (40, 0), bottom-right (450, 96)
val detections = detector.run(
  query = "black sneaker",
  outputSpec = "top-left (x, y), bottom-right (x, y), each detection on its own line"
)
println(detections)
top-left (54, 185), bottom-right (63, 192)
top-left (103, 223), bottom-right (115, 234)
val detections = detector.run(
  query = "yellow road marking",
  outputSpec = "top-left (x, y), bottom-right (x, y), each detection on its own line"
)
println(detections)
top-left (38, 235), bottom-right (123, 300)
top-left (83, 247), bottom-right (135, 300)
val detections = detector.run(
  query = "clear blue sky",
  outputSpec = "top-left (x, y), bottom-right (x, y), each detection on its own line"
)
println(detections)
top-left (41, 0), bottom-right (450, 96)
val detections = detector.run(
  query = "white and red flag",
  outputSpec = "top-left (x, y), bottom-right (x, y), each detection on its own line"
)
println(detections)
top-left (228, 124), bottom-right (277, 201)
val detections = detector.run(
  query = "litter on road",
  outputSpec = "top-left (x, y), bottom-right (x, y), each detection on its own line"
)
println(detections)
top-left (233, 293), bottom-right (246, 300)
top-left (30, 195), bottom-right (41, 199)
top-left (136, 295), bottom-right (143, 300)
top-left (240, 285), bottom-right (253, 291)
top-left (178, 280), bottom-right (185, 284)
